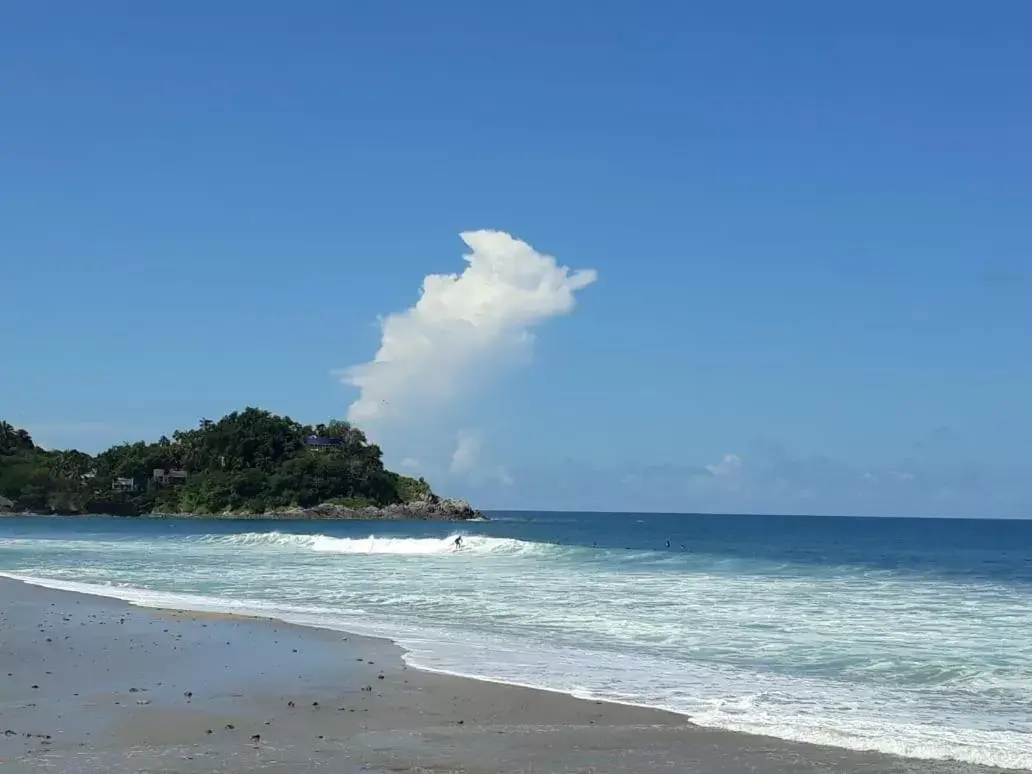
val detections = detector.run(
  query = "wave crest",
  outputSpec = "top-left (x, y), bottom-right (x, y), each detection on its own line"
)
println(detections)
top-left (200, 532), bottom-right (546, 557)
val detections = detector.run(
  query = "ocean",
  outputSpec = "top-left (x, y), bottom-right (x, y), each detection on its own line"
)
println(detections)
top-left (1, 512), bottom-right (1029, 769)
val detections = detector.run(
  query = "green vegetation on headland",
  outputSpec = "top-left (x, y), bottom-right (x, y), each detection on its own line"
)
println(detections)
top-left (0, 409), bottom-right (481, 520)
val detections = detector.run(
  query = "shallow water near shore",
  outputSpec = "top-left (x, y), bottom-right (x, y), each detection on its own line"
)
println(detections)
top-left (1, 511), bottom-right (1030, 769)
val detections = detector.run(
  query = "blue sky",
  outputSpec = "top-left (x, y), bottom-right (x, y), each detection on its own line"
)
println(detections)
top-left (2, 1), bottom-right (1030, 517)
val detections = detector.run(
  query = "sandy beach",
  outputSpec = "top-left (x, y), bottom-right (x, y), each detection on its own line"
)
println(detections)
top-left (0, 578), bottom-right (1020, 774)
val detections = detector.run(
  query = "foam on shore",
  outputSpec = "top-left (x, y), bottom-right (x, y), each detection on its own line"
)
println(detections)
top-left (3, 570), bottom-right (1028, 771)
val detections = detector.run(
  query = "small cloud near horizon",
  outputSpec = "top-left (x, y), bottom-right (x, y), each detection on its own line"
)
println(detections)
top-left (449, 430), bottom-right (513, 487)
top-left (449, 431), bottom-right (480, 475)
top-left (475, 446), bottom-right (1032, 518)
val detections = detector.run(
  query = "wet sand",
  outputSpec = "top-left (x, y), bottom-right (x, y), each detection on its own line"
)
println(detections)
top-left (0, 578), bottom-right (1020, 773)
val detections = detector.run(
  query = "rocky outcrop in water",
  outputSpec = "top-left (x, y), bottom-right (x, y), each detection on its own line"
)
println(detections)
top-left (146, 493), bottom-right (485, 521)
top-left (275, 493), bottom-right (484, 522)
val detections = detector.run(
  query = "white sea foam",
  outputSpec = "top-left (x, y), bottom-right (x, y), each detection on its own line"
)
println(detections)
top-left (2, 527), bottom-right (1031, 771)
top-left (201, 531), bottom-right (547, 557)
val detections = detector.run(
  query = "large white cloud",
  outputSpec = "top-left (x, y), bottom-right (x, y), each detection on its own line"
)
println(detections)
top-left (343, 230), bottom-right (597, 424)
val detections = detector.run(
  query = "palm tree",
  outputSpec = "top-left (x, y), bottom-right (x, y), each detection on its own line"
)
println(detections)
top-left (0, 422), bottom-right (34, 455)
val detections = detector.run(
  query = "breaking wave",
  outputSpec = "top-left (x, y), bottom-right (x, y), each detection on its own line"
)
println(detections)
top-left (199, 532), bottom-right (549, 557)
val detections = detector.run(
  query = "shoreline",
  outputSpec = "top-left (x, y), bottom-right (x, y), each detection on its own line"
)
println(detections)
top-left (0, 512), bottom-right (485, 522)
top-left (0, 500), bottom-right (486, 522)
top-left (0, 575), bottom-right (1022, 774)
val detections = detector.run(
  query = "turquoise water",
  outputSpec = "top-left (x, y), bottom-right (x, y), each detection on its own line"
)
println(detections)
top-left (1, 512), bottom-right (1030, 768)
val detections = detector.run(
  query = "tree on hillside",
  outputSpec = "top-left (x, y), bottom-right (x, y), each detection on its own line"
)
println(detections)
top-left (0, 421), bottom-right (35, 456)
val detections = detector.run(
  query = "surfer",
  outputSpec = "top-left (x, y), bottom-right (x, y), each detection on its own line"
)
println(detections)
top-left (453, 536), bottom-right (463, 550)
